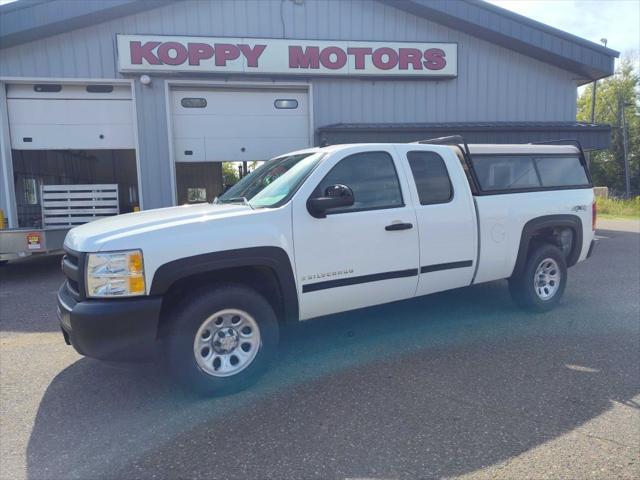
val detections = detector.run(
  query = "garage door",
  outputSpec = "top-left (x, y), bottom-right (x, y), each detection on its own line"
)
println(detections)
top-left (171, 87), bottom-right (311, 162)
top-left (6, 83), bottom-right (134, 150)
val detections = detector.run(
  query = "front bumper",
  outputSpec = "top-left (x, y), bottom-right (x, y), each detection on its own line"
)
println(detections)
top-left (57, 283), bottom-right (163, 361)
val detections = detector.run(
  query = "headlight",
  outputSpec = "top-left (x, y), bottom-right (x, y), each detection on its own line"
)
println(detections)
top-left (86, 250), bottom-right (146, 298)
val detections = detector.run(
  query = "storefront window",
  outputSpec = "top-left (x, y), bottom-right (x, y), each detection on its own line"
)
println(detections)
top-left (274, 99), bottom-right (298, 109)
top-left (187, 187), bottom-right (207, 203)
top-left (181, 98), bottom-right (207, 108)
top-left (22, 178), bottom-right (38, 205)
top-left (86, 85), bottom-right (114, 93)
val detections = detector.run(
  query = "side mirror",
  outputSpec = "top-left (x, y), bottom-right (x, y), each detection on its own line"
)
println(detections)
top-left (307, 184), bottom-right (354, 218)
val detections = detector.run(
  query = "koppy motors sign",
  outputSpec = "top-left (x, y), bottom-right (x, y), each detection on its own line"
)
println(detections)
top-left (116, 35), bottom-right (457, 77)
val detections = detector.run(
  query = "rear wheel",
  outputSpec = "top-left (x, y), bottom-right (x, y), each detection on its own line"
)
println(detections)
top-left (509, 243), bottom-right (567, 312)
top-left (164, 284), bottom-right (279, 395)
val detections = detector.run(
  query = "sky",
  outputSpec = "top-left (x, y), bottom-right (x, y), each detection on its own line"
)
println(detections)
top-left (487, 0), bottom-right (640, 60)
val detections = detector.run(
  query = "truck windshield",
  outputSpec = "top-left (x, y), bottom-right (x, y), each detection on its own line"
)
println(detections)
top-left (217, 152), bottom-right (323, 208)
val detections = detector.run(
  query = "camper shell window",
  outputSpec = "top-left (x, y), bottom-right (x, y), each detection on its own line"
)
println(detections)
top-left (471, 154), bottom-right (591, 193)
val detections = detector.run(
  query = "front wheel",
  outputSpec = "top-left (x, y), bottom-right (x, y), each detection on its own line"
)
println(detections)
top-left (164, 284), bottom-right (279, 395)
top-left (509, 243), bottom-right (567, 312)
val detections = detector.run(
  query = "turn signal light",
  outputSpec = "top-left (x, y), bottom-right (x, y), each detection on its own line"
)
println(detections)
top-left (592, 201), bottom-right (597, 231)
top-left (128, 251), bottom-right (144, 275)
top-left (128, 275), bottom-right (145, 294)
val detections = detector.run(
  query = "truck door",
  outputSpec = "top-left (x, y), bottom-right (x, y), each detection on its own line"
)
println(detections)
top-left (394, 145), bottom-right (478, 296)
top-left (292, 147), bottom-right (419, 320)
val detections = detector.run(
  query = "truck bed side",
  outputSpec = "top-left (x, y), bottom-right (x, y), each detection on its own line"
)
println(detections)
top-left (472, 188), bottom-right (595, 284)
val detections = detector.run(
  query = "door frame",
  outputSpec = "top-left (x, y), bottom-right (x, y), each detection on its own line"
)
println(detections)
top-left (0, 76), bottom-right (144, 227)
top-left (291, 145), bottom-right (420, 319)
top-left (393, 144), bottom-right (478, 295)
top-left (164, 79), bottom-right (314, 206)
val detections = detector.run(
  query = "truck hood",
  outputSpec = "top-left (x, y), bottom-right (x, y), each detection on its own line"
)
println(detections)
top-left (64, 203), bottom-right (252, 252)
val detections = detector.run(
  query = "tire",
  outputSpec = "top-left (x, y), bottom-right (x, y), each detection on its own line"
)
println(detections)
top-left (164, 284), bottom-right (279, 395)
top-left (509, 243), bottom-right (567, 312)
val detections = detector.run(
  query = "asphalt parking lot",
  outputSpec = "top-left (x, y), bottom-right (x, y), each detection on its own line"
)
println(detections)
top-left (1, 220), bottom-right (639, 480)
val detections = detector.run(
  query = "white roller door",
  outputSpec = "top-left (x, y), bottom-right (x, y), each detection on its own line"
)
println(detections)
top-left (171, 87), bottom-right (311, 162)
top-left (6, 83), bottom-right (135, 150)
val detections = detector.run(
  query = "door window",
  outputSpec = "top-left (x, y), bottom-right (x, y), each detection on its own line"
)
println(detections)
top-left (407, 151), bottom-right (453, 205)
top-left (314, 151), bottom-right (403, 213)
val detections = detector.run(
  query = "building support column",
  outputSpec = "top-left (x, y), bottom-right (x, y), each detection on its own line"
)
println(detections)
top-left (133, 78), bottom-right (176, 209)
top-left (0, 82), bottom-right (18, 228)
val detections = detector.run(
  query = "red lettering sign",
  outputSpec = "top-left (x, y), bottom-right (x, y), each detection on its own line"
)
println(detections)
top-left (289, 46), bottom-right (320, 69)
top-left (122, 36), bottom-right (454, 76)
top-left (320, 47), bottom-right (347, 69)
top-left (399, 48), bottom-right (423, 70)
top-left (239, 44), bottom-right (267, 67)
top-left (372, 47), bottom-right (398, 70)
top-left (130, 41), bottom-right (161, 65)
top-left (347, 47), bottom-right (372, 69)
top-left (424, 48), bottom-right (446, 70)
top-left (157, 42), bottom-right (188, 65)
top-left (188, 43), bottom-right (214, 66)
top-left (214, 43), bottom-right (240, 66)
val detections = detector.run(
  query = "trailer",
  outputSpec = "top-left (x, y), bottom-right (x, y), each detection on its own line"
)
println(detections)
top-left (0, 184), bottom-right (119, 262)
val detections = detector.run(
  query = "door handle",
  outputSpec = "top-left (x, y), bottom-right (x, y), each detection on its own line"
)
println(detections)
top-left (385, 222), bottom-right (413, 231)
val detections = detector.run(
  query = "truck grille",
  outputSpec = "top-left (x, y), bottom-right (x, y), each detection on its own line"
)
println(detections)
top-left (62, 247), bottom-right (85, 301)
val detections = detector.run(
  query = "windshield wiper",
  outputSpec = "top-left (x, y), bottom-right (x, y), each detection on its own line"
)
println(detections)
top-left (222, 196), bottom-right (253, 209)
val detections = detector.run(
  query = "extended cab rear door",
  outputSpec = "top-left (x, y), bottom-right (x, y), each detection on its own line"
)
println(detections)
top-left (394, 145), bottom-right (478, 296)
top-left (292, 146), bottom-right (419, 320)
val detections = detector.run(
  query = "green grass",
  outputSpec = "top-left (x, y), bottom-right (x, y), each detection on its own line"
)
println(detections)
top-left (596, 196), bottom-right (640, 219)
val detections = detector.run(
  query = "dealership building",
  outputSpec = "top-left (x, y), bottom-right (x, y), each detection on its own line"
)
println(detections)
top-left (0, 0), bottom-right (619, 229)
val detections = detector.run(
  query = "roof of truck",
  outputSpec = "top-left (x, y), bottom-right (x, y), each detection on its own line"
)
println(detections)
top-left (309, 143), bottom-right (581, 156)
top-left (465, 144), bottom-right (580, 155)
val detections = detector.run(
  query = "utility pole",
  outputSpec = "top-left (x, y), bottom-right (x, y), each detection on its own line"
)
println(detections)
top-left (590, 78), bottom-right (598, 124)
top-left (620, 96), bottom-right (631, 198)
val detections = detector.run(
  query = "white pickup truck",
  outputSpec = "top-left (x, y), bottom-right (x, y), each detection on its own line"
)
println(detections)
top-left (58, 137), bottom-right (597, 394)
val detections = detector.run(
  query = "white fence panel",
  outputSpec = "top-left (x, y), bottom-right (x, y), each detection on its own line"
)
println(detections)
top-left (41, 184), bottom-right (119, 227)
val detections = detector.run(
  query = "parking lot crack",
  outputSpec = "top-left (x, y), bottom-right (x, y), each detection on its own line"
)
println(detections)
top-left (582, 433), bottom-right (639, 449)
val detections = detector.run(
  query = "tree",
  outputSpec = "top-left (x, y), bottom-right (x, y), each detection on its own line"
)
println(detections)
top-left (221, 161), bottom-right (261, 187)
top-left (577, 56), bottom-right (639, 195)
top-left (222, 162), bottom-right (239, 186)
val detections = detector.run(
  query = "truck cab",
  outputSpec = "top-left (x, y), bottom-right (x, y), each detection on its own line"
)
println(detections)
top-left (58, 139), bottom-right (596, 394)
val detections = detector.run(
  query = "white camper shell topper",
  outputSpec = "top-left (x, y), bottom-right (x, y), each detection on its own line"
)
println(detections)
top-left (58, 137), bottom-right (597, 394)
